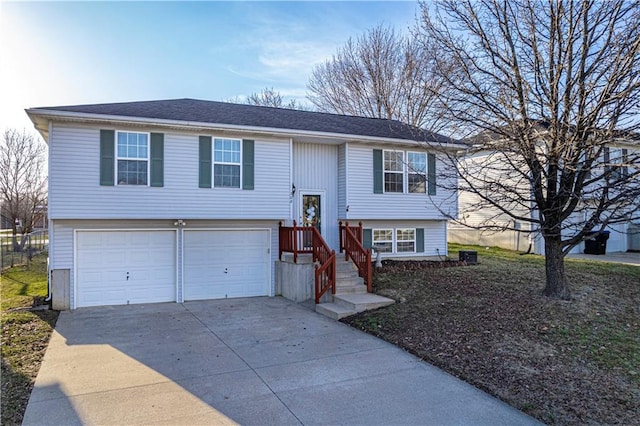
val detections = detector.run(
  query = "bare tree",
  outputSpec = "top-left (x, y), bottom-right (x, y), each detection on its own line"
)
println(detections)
top-left (229, 87), bottom-right (306, 110)
top-left (307, 24), bottom-right (453, 131)
top-left (0, 128), bottom-right (48, 252)
top-left (419, 0), bottom-right (640, 299)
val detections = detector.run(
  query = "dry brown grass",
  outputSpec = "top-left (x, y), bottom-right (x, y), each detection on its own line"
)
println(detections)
top-left (343, 244), bottom-right (640, 425)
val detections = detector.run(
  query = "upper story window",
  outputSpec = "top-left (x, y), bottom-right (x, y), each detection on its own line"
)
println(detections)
top-left (116, 131), bottom-right (149, 185)
top-left (382, 150), bottom-right (429, 194)
top-left (604, 146), bottom-right (629, 180)
top-left (384, 151), bottom-right (404, 193)
top-left (198, 136), bottom-right (254, 190)
top-left (214, 138), bottom-right (241, 188)
top-left (407, 152), bottom-right (427, 193)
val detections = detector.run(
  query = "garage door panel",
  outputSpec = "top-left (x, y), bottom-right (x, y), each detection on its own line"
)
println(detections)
top-left (76, 231), bottom-right (176, 308)
top-left (184, 230), bottom-right (269, 301)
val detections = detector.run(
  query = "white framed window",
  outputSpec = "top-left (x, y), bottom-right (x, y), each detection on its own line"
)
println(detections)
top-left (407, 152), bottom-right (426, 193)
top-left (383, 150), bottom-right (404, 193)
top-left (373, 229), bottom-right (393, 253)
top-left (396, 228), bottom-right (416, 253)
top-left (214, 138), bottom-right (241, 188)
top-left (116, 131), bottom-right (149, 185)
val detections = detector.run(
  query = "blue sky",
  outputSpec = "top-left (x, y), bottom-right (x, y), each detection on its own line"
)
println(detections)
top-left (0, 1), bottom-right (420, 131)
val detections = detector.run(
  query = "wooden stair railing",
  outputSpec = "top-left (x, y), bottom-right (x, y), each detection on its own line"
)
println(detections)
top-left (279, 221), bottom-right (336, 303)
top-left (339, 221), bottom-right (372, 292)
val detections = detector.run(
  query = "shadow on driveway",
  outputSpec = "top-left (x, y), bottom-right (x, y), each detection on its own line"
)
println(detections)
top-left (23, 297), bottom-right (541, 425)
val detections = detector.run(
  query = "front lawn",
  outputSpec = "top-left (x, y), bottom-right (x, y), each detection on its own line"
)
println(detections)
top-left (1, 254), bottom-right (59, 426)
top-left (343, 244), bottom-right (640, 424)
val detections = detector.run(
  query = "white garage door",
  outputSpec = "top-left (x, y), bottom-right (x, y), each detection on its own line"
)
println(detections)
top-left (76, 231), bottom-right (176, 308)
top-left (183, 230), bottom-right (270, 301)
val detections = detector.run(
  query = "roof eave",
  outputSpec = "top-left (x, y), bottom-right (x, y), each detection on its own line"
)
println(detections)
top-left (25, 108), bottom-right (464, 149)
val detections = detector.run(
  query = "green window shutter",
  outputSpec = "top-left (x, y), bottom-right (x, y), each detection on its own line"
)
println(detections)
top-left (199, 136), bottom-right (212, 188)
top-left (242, 139), bottom-right (255, 190)
top-left (427, 153), bottom-right (436, 195)
top-left (373, 149), bottom-right (383, 194)
top-left (363, 228), bottom-right (373, 249)
top-left (100, 130), bottom-right (115, 186)
top-left (416, 228), bottom-right (425, 253)
top-left (150, 133), bottom-right (164, 187)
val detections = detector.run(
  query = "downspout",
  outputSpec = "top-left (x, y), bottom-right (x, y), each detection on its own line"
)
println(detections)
top-left (345, 142), bottom-right (349, 220)
top-left (45, 120), bottom-right (53, 303)
top-left (289, 138), bottom-right (294, 223)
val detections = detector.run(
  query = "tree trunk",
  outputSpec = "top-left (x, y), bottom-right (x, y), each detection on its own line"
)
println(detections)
top-left (542, 236), bottom-right (571, 299)
top-left (18, 231), bottom-right (29, 253)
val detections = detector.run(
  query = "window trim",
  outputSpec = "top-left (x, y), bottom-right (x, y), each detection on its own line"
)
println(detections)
top-left (381, 149), bottom-right (431, 195)
top-left (212, 137), bottom-right (243, 189)
top-left (115, 130), bottom-right (150, 187)
top-left (372, 228), bottom-right (394, 253)
top-left (407, 151), bottom-right (427, 194)
top-left (382, 150), bottom-right (405, 194)
top-left (396, 228), bottom-right (416, 253)
top-left (372, 227), bottom-right (417, 254)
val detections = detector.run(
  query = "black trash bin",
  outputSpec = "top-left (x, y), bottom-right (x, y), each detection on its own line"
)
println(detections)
top-left (584, 231), bottom-right (610, 255)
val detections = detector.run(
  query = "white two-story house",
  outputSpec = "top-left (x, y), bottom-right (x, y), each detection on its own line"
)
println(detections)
top-left (27, 99), bottom-right (461, 310)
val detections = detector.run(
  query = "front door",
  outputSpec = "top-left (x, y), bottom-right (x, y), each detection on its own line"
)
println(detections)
top-left (301, 193), bottom-right (321, 234)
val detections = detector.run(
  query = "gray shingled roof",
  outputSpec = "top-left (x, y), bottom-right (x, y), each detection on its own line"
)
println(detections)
top-left (34, 98), bottom-right (456, 144)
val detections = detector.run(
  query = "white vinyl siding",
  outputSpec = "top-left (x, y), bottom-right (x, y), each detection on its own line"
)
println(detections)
top-left (292, 142), bottom-right (339, 251)
top-left (346, 143), bottom-right (458, 220)
top-left (338, 143), bottom-right (347, 219)
top-left (48, 125), bottom-right (290, 220)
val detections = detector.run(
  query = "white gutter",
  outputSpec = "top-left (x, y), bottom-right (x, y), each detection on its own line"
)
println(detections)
top-left (25, 108), bottom-right (465, 150)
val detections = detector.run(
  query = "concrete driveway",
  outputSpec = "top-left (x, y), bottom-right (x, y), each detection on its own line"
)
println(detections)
top-left (23, 297), bottom-right (540, 425)
top-left (567, 251), bottom-right (640, 266)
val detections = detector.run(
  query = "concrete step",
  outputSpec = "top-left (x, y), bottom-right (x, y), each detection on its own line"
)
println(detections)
top-left (335, 259), bottom-right (358, 272)
top-left (334, 283), bottom-right (368, 295)
top-left (336, 269), bottom-right (360, 280)
top-left (315, 302), bottom-right (355, 320)
top-left (333, 293), bottom-right (395, 313)
top-left (335, 276), bottom-right (364, 287)
top-left (315, 293), bottom-right (395, 320)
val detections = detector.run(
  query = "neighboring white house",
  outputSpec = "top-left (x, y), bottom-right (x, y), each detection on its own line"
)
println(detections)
top-left (27, 99), bottom-right (461, 310)
top-left (450, 131), bottom-right (640, 255)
